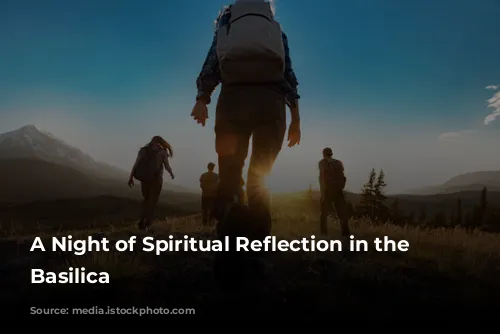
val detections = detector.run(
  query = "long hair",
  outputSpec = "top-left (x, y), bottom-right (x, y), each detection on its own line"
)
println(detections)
top-left (150, 136), bottom-right (173, 157)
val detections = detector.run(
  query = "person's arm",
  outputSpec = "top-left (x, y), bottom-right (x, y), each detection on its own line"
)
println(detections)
top-left (129, 150), bottom-right (142, 181)
top-left (281, 32), bottom-right (300, 112)
top-left (195, 8), bottom-right (231, 104)
top-left (195, 34), bottom-right (221, 105)
top-left (162, 151), bottom-right (174, 178)
top-left (319, 161), bottom-right (326, 197)
top-left (199, 175), bottom-right (204, 190)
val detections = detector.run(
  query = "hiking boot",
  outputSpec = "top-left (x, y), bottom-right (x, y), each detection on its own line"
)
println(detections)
top-left (214, 202), bottom-right (253, 288)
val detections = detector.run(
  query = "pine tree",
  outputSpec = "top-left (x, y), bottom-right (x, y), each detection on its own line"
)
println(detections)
top-left (479, 186), bottom-right (488, 225)
top-left (359, 168), bottom-right (377, 219)
top-left (481, 186), bottom-right (488, 212)
top-left (374, 169), bottom-right (389, 221)
top-left (374, 169), bottom-right (387, 203)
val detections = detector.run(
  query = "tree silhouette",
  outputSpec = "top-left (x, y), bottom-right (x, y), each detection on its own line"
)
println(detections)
top-left (374, 169), bottom-right (387, 203)
top-left (359, 168), bottom-right (377, 219)
top-left (374, 169), bottom-right (389, 220)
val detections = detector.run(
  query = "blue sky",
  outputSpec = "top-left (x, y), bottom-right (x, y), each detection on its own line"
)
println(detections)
top-left (1, 0), bottom-right (499, 193)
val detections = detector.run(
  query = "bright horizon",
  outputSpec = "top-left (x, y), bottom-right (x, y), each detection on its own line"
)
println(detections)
top-left (1, 0), bottom-right (499, 194)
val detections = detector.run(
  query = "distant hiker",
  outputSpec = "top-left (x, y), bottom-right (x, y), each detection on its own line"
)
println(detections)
top-left (191, 0), bottom-right (301, 285)
top-left (128, 136), bottom-right (175, 231)
top-left (200, 162), bottom-right (219, 225)
top-left (319, 147), bottom-right (350, 237)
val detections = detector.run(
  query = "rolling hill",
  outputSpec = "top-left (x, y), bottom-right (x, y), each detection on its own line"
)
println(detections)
top-left (0, 158), bottom-right (110, 202)
top-left (0, 125), bottom-right (195, 200)
top-left (0, 157), bottom-right (200, 208)
top-left (409, 171), bottom-right (500, 194)
top-left (302, 188), bottom-right (500, 218)
top-left (0, 125), bottom-right (124, 181)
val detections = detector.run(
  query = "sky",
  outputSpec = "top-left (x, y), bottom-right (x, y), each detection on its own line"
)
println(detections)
top-left (1, 0), bottom-right (499, 194)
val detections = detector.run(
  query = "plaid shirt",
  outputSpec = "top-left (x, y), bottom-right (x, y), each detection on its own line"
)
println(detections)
top-left (195, 6), bottom-right (300, 108)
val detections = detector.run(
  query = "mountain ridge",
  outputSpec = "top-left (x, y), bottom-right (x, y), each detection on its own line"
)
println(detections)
top-left (0, 124), bottom-right (125, 180)
top-left (407, 170), bottom-right (500, 194)
top-left (0, 125), bottom-right (195, 194)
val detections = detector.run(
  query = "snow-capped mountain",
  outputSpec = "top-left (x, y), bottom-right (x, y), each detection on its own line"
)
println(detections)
top-left (0, 125), bottom-right (126, 180)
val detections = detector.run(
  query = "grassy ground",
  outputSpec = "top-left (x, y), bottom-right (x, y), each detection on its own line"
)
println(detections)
top-left (2, 196), bottom-right (500, 315)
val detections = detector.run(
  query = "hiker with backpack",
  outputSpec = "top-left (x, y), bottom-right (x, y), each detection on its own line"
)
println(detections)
top-left (128, 136), bottom-right (175, 231)
top-left (191, 0), bottom-right (301, 285)
top-left (319, 147), bottom-right (350, 237)
top-left (200, 162), bottom-right (219, 225)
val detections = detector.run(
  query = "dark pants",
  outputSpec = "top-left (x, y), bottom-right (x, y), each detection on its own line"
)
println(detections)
top-left (213, 86), bottom-right (286, 239)
top-left (201, 195), bottom-right (215, 225)
top-left (320, 189), bottom-right (350, 236)
top-left (139, 177), bottom-right (163, 228)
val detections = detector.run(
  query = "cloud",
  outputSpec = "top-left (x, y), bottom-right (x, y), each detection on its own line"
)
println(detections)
top-left (438, 129), bottom-right (475, 142)
top-left (484, 85), bottom-right (500, 125)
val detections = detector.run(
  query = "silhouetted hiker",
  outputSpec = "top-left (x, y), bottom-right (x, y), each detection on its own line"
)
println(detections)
top-left (128, 136), bottom-right (175, 231)
top-left (191, 0), bottom-right (301, 286)
top-left (200, 162), bottom-right (219, 225)
top-left (319, 147), bottom-right (350, 237)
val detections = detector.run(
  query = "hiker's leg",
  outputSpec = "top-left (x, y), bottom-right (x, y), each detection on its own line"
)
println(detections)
top-left (246, 97), bottom-right (286, 239)
top-left (333, 190), bottom-right (350, 237)
top-left (139, 182), bottom-right (151, 228)
top-left (145, 179), bottom-right (163, 228)
top-left (213, 132), bottom-right (250, 224)
top-left (320, 196), bottom-right (330, 235)
top-left (212, 131), bottom-right (250, 287)
top-left (213, 89), bottom-right (251, 227)
top-left (201, 195), bottom-right (209, 225)
top-left (208, 197), bottom-right (215, 226)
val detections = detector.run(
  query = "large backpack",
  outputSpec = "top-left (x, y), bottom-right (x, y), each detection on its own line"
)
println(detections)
top-left (133, 146), bottom-right (162, 182)
top-left (216, 1), bottom-right (285, 85)
top-left (323, 158), bottom-right (347, 191)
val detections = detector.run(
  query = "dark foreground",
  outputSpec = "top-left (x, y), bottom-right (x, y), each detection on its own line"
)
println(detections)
top-left (2, 213), bottom-right (500, 315)
top-left (0, 230), bottom-right (500, 316)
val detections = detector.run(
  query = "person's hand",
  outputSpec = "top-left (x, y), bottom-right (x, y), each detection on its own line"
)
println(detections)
top-left (287, 120), bottom-right (301, 147)
top-left (170, 173), bottom-right (175, 180)
top-left (191, 100), bottom-right (209, 127)
top-left (128, 178), bottom-right (134, 188)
